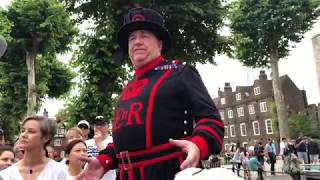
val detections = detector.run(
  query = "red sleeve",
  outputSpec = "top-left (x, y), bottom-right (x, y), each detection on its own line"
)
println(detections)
top-left (97, 143), bottom-right (118, 171)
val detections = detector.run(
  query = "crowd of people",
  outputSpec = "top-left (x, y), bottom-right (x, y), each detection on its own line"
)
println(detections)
top-left (224, 133), bottom-right (320, 180)
top-left (0, 115), bottom-right (117, 180)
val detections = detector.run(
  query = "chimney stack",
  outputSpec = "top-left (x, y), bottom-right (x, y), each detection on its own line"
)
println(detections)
top-left (224, 82), bottom-right (232, 92)
top-left (259, 70), bottom-right (268, 80)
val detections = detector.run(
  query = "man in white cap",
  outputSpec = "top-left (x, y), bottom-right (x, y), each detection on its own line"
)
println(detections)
top-left (77, 120), bottom-right (90, 140)
top-left (85, 116), bottom-right (115, 180)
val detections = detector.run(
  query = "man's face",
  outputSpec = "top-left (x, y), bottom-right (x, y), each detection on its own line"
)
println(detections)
top-left (128, 30), bottom-right (162, 69)
top-left (94, 121), bottom-right (108, 135)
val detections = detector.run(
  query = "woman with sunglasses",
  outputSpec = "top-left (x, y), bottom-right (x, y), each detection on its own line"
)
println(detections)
top-left (0, 116), bottom-right (68, 179)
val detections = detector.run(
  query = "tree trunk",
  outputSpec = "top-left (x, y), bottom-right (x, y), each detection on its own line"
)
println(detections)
top-left (26, 46), bottom-right (37, 116)
top-left (269, 42), bottom-right (289, 140)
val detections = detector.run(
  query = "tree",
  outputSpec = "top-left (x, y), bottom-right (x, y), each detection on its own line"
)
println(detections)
top-left (288, 112), bottom-right (320, 139)
top-left (229, 0), bottom-right (320, 139)
top-left (58, 0), bottom-right (229, 126)
top-left (0, 42), bottom-right (75, 142)
top-left (6, 0), bottom-right (77, 115)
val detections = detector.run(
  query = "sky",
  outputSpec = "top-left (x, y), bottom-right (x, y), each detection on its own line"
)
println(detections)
top-left (1, 1), bottom-right (319, 117)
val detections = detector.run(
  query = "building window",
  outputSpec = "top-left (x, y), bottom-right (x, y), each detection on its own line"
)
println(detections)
top-left (54, 139), bottom-right (63, 146)
top-left (221, 98), bottom-right (226, 105)
top-left (254, 87), bottom-right (261, 95)
top-left (57, 128), bottom-right (65, 135)
top-left (230, 125), bottom-right (236, 137)
top-left (228, 109), bottom-right (233, 119)
top-left (237, 107), bottom-right (244, 117)
top-left (265, 119), bottom-right (273, 134)
top-left (240, 123), bottom-right (247, 136)
top-left (220, 111), bottom-right (225, 120)
top-left (236, 93), bottom-right (241, 101)
top-left (224, 126), bottom-right (228, 138)
top-left (248, 104), bottom-right (255, 114)
top-left (252, 121), bottom-right (260, 136)
top-left (60, 151), bottom-right (65, 158)
top-left (260, 102), bottom-right (268, 112)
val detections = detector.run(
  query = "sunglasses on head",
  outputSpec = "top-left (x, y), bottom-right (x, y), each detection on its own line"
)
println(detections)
top-left (78, 124), bottom-right (89, 129)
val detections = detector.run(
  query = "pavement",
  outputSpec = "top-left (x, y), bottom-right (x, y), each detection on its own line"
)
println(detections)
top-left (221, 159), bottom-right (293, 180)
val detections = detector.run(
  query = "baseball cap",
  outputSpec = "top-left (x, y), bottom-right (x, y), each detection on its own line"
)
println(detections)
top-left (77, 120), bottom-right (90, 129)
top-left (94, 115), bottom-right (108, 124)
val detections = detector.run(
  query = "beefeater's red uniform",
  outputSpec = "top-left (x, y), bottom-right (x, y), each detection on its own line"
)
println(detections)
top-left (97, 56), bottom-right (224, 180)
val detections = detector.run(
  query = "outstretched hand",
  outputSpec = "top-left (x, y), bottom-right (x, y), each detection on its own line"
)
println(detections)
top-left (169, 138), bottom-right (200, 170)
top-left (76, 156), bottom-right (105, 180)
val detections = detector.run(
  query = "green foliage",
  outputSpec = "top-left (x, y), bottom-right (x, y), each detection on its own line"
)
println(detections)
top-left (7, 0), bottom-right (78, 54)
top-left (288, 112), bottom-right (320, 139)
top-left (0, 42), bottom-right (75, 142)
top-left (36, 54), bottom-right (76, 99)
top-left (61, 0), bottom-right (229, 64)
top-left (0, 0), bottom-right (77, 141)
top-left (58, 0), bottom-right (229, 126)
top-left (0, 7), bottom-right (13, 42)
top-left (229, 0), bottom-right (320, 67)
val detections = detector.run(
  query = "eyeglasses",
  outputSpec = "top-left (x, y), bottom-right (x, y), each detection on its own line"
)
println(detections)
top-left (94, 122), bottom-right (107, 126)
top-left (78, 124), bottom-right (89, 129)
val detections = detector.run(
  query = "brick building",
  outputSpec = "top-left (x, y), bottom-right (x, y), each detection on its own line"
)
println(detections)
top-left (213, 71), bottom-right (308, 151)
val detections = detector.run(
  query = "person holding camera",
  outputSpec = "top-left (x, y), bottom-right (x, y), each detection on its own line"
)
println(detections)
top-left (294, 132), bottom-right (308, 164)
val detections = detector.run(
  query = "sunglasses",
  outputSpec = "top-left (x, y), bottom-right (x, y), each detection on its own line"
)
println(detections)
top-left (94, 121), bottom-right (107, 126)
top-left (78, 124), bottom-right (89, 129)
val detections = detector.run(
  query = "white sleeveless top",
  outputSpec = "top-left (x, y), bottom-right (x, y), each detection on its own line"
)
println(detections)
top-left (0, 159), bottom-right (68, 180)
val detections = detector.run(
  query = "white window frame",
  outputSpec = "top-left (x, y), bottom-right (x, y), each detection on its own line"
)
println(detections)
top-left (230, 125), bottom-right (236, 137)
top-left (224, 126), bottom-right (228, 138)
top-left (57, 128), bottom-right (65, 135)
top-left (248, 104), bottom-right (255, 114)
top-left (220, 111), bottom-right (225, 120)
top-left (237, 107), bottom-right (244, 117)
top-left (260, 102), bottom-right (268, 112)
top-left (54, 139), bottom-right (63, 146)
top-left (254, 87), bottom-right (261, 95)
top-left (60, 151), bottom-right (65, 158)
top-left (228, 109), bottom-right (233, 119)
top-left (242, 142), bottom-right (248, 147)
top-left (265, 119), bottom-right (273, 134)
top-left (236, 93), bottom-right (241, 101)
top-left (221, 98), bottom-right (226, 105)
top-left (240, 123), bottom-right (247, 136)
top-left (252, 121), bottom-right (260, 136)
top-left (224, 144), bottom-right (230, 151)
